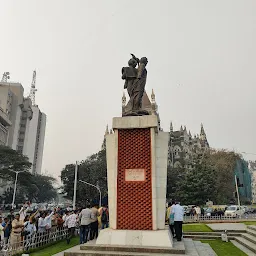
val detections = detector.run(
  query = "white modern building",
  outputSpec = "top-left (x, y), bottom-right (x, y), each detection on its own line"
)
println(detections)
top-left (23, 105), bottom-right (46, 175)
top-left (0, 74), bottom-right (46, 175)
top-left (0, 82), bottom-right (24, 147)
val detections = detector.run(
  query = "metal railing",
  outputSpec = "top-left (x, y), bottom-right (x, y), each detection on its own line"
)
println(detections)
top-left (0, 227), bottom-right (70, 256)
top-left (183, 213), bottom-right (256, 223)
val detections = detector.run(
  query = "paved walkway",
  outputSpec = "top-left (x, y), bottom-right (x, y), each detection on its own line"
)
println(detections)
top-left (184, 239), bottom-right (217, 256)
top-left (207, 223), bottom-right (247, 231)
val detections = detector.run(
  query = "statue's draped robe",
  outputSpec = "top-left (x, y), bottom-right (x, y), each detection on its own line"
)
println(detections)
top-left (131, 63), bottom-right (147, 111)
top-left (122, 67), bottom-right (137, 97)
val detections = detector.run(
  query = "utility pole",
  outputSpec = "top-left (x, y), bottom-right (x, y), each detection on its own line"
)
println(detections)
top-left (10, 170), bottom-right (25, 209)
top-left (235, 175), bottom-right (241, 208)
top-left (73, 161), bottom-right (78, 210)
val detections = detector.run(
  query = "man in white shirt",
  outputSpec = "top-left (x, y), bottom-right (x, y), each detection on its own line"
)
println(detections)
top-left (38, 212), bottom-right (47, 233)
top-left (38, 211), bottom-right (54, 233)
top-left (65, 211), bottom-right (78, 244)
top-left (195, 206), bottom-right (201, 221)
top-left (79, 204), bottom-right (92, 244)
top-left (19, 205), bottom-right (29, 222)
top-left (171, 201), bottom-right (184, 241)
top-left (45, 211), bottom-right (54, 231)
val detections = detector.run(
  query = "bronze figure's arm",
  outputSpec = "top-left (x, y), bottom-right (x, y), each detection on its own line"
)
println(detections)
top-left (130, 53), bottom-right (140, 66)
top-left (137, 63), bottom-right (145, 79)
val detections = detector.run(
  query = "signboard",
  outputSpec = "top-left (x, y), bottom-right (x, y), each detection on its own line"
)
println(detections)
top-left (125, 169), bottom-right (145, 182)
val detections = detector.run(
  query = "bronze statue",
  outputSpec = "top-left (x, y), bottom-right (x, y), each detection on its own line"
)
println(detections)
top-left (122, 54), bottom-right (148, 116)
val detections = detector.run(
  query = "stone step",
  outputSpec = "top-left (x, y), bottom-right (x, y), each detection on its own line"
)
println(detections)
top-left (183, 232), bottom-right (240, 236)
top-left (80, 244), bottom-right (185, 254)
top-left (247, 227), bottom-right (256, 237)
top-left (234, 236), bottom-right (256, 254)
top-left (240, 233), bottom-right (256, 245)
top-left (247, 225), bottom-right (256, 232)
top-left (193, 241), bottom-right (217, 256)
top-left (64, 251), bottom-right (187, 256)
top-left (183, 239), bottom-right (199, 256)
top-left (231, 240), bottom-right (256, 256)
top-left (183, 232), bottom-right (219, 236)
top-left (183, 235), bottom-right (221, 240)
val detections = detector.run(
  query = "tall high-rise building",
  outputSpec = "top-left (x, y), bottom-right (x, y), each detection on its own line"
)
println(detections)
top-left (23, 105), bottom-right (46, 175)
top-left (0, 99), bottom-right (11, 145)
top-left (0, 82), bottom-right (24, 148)
top-left (0, 74), bottom-right (46, 175)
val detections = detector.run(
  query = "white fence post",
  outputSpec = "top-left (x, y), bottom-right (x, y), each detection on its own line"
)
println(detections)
top-left (1, 227), bottom-right (70, 255)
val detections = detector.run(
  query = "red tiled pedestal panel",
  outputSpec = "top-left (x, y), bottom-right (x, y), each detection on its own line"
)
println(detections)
top-left (117, 128), bottom-right (152, 230)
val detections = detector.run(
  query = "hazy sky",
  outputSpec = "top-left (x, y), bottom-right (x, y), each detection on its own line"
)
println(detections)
top-left (1, 0), bottom-right (256, 180)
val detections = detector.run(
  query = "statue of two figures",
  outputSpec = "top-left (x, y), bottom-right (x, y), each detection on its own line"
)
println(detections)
top-left (122, 54), bottom-right (149, 116)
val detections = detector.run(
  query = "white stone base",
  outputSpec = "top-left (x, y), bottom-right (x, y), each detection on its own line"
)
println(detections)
top-left (96, 228), bottom-right (173, 248)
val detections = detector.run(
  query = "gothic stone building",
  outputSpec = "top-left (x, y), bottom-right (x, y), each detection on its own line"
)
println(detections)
top-left (168, 123), bottom-right (209, 169)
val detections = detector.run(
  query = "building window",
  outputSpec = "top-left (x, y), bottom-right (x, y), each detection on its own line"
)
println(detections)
top-left (17, 146), bottom-right (23, 152)
top-left (173, 146), bottom-right (181, 156)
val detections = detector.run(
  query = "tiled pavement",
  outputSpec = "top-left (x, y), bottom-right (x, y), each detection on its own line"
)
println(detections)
top-left (184, 239), bottom-right (216, 256)
top-left (206, 223), bottom-right (247, 232)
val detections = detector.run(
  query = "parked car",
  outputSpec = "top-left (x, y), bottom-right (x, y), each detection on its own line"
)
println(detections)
top-left (205, 208), bottom-right (224, 217)
top-left (224, 205), bottom-right (243, 217)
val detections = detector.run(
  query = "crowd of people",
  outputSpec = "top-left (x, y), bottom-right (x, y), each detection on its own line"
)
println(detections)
top-left (0, 202), bottom-right (109, 252)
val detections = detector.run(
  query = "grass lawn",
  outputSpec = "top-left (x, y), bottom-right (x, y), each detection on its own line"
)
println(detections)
top-left (30, 237), bottom-right (79, 256)
top-left (183, 223), bottom-right (213, 232)
top-left (201, 240), bottom-right (247, 256)
top-left (242, 221), bottom-right (256, 225)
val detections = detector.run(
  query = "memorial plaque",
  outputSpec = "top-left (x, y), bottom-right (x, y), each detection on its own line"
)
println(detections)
top-left (125, 169), bottom-right (145, 182)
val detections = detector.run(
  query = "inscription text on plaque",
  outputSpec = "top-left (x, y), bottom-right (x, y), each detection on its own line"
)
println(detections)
top-left (125, 169), bottom-right (145, 182)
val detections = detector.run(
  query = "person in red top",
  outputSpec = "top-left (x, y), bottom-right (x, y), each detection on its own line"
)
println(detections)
top-left (56, 214), bottom-right (64, 229)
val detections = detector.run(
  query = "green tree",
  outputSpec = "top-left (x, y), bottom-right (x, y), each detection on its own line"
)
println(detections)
top-left (21, 174), bottom-right (57, 203)
top-left (167, 149), bottom-right (240, 205)
top-left (166, 165), bottom-right (185, 201)
top-left (2, 174), bottom-right (57, 204)
top-left (205, 149), bottom-right (239, 204)
top-left (61, 146), bottom-right (107, 206)
top-left (0, 145), bottom-right (57, 204)
top-left (0, 145), bottom-right (32, 179)
top-left (175, 159), bottom-right (216, 205)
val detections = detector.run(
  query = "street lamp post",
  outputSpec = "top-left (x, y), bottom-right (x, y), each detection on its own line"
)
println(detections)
top-left (73, 161), bottom-right (78, 210)
top-left (235, 174), bottom-right (241, 208)
top-left (9, 170), bottom-right (25, 209)
top-left (79, 180), bottom-right (102, 207)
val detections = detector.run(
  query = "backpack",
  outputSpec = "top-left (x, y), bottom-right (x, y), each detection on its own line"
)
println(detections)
top-left (101, 209), bottom-right (108, 223)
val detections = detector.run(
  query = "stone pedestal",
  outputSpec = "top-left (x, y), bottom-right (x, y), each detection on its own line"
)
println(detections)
top-left (97, 115), bottom-right (171, 248)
